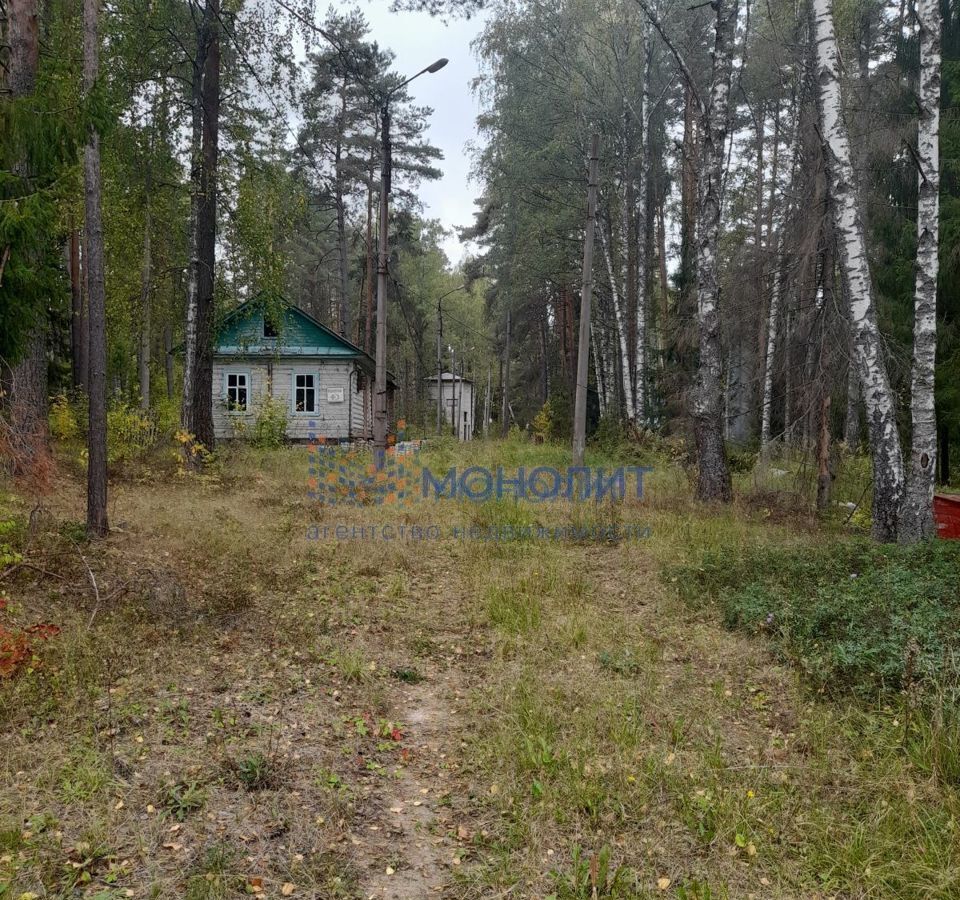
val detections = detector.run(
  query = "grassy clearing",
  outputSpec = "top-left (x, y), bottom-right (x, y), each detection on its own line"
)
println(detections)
top-left (0, 438), bottom-right (957, 898)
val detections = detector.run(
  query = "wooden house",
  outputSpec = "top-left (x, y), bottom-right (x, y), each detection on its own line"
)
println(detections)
top-left (212, 300), bottom-right (395, 442)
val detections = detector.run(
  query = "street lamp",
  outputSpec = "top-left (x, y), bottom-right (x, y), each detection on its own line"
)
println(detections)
top-left (373, 57), bottom-right (449, 468)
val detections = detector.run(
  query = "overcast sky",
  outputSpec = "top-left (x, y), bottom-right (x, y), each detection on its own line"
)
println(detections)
top-left (358, 1), bottom-right (487, 266)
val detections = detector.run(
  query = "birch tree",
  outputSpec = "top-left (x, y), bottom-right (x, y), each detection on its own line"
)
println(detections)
top-left (691, 0), bottom-right (737, 501)
top-left (812, 0), bottom-right (904, 541)
top-left (900, 0), bottom-right (942, 543)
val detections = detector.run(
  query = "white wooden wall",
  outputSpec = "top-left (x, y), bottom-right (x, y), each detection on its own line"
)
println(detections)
top-left (213, 358), bottom-right (371, 441)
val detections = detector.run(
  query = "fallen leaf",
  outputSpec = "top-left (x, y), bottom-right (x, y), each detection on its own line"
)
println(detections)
top-left (657, 877), bottom-right (671, 890)
top-left (281, 883), bottom-right (296, 896)
top-left (385, 866), bottom-right (395, 875)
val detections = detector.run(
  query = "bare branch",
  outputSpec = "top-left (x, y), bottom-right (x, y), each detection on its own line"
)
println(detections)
top-left (632, 0), bottom-right (705, 115)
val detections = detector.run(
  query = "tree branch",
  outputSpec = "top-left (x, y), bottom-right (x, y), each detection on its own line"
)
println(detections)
top-left (632, 0), bottom-right (705, 115)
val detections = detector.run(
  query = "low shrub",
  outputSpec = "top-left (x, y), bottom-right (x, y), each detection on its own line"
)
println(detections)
top-left (251, 395), bottom-right (288, 448)
top-left (667, 539), bottom-right (960, 699)
top-left (49, 394), bottom-right (81, 442)
top-left (107, 403), bottom-right (159, 464)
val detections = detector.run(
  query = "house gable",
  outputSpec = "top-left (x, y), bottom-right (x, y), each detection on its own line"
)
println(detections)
top-left (215, 302), bottom-right (360, 359)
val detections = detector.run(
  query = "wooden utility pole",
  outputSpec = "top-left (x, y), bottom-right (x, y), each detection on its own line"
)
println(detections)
top-left (573, 134), bottom-right (601, 466)
top-left (500, 309), bottom-right (511, 437)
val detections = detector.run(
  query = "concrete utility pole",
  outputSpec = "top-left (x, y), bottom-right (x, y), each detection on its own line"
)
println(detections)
top-left (483, 367), bottom-right (491, 439)
top-left (373, 57), bottom-right (448, 468)
top-left (500, 308), bottom-right (511, 437)
top-left (573, 134), bottom-right (601, 466)
top-left (436, 322), bottom-right (443, 434)
top-left (457, 360), bottom-right (465, 440)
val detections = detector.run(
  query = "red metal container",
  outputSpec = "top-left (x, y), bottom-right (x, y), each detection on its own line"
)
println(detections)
top-left (934, 494), bottom-right (960, 540)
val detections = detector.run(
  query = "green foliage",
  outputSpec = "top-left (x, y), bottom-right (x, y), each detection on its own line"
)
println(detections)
top-left (0, 513), bottom-right (25, 570)
top-left (532, 392), bottom-right (572, 443)
top-left (590, 415), bottom-right (630, 458)
top-left (548, 845), bottom-right (635, 898)
top-left (49, 394), bottom-right (81, 442)
top-left (106, 403), bottom-right (159, 465)
top-left (667, 539), bottom-right (960, 698)
top-left (250, 395), bottom-right (288, 449)
top-left (0, 51), bottom-right (80, 364)
top-left (228, 752), bottom-right (279, 791)
top-left (161, 780), bottom-right (206, 820)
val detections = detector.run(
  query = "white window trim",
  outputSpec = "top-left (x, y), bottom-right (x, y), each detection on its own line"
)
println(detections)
top-left (291, 369), bottom-right (319, 416)
top-left (223, 369), bottom-right (251, 414)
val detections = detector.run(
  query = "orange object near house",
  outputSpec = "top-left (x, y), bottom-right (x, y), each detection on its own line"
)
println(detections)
top-left (934, 494), bottom-right (960, 540)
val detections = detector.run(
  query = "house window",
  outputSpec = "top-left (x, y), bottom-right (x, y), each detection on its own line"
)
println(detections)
top-left (294, 373), bottom-right (316, 413)
top-left (226, 372), bottom-right (248, 411)
top-left (263, 317), bottom-right (278, 338)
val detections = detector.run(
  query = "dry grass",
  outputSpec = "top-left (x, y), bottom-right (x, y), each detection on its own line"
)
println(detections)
top-left (0, 439), bottom-right (956, 899)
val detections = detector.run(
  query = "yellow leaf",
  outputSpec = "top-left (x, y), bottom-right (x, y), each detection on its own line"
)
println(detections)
top-left (281, 884), bottom-right (296, 896)
top-left (657, 877), bottom-right (671, 890)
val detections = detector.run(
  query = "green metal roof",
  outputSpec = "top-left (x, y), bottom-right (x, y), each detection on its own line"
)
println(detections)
top-left (215, 301), bottom-right (361, 358)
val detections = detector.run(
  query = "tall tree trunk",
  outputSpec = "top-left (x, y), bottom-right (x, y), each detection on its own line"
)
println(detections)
top-left (4, 0), bottom-right (47, 476)
top-left (164, 324), bottom-right (174, 401)
top-left (844, 353), bottom-right (862, 447)
top-left (900, 0), bottom-right (942, 543)
top-left (634, 41), bottom-right (651, 424)
top-left (600, 224), bottom-right (634, 419)
top-left (138, 163), bottom-right (153, 411)
top-left (191, 0), bottom-right (219, 450)
top-left (679, 82), bottom-right (697, 340)
top-left (7, 0), bottom-right (38, 96)
top-left (335, 76), bottom-right (351, 338)
top-left (84, 0), bottom-right (107, 536)
top-left (813, 0), bottom-right (905, 541)
top-left (816, 393), bottom-right (833, 510)
top-left (692, 0), bottom-right (737, 502)
top-left (656, 197), bottom-right (669, 372)
top-left (759, 230), bottom-right (783, 461)
top-left (68, 226), bottom-right (85, 391)
top-left (365, 150), bottom-right (376, 353)
top-left (181, 44), bottom-right (204, 437)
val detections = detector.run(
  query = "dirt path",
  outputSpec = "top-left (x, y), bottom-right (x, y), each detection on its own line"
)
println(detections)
top-left (354, 658), bottom-right (468, 899)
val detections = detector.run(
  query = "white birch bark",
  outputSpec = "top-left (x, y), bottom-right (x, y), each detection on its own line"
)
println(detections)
top-left (759, 233), bottom-right (782, 459)
top-left (600, 222), bottom-right (635, 418)
top-left (591, 324), bottom-right (607, 418)
top-left (634, 40), bottom-right (650, 426)
top-left (692, 0), bottom-right (738, 501)
top-left (901, 0), bottom-right (942, 542)
top-left (813, 0), bottom-right (905, 540)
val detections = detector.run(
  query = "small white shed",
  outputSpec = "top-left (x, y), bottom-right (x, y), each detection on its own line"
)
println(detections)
top-left (425, 372), bottom-right (474, 441)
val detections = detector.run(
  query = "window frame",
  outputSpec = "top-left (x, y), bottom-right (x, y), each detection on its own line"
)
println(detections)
top-left (223, 370), bottom-right (251, 414)
top-left (291, 369), bottom-right (319, 415)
